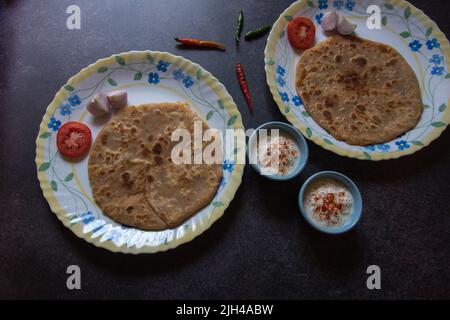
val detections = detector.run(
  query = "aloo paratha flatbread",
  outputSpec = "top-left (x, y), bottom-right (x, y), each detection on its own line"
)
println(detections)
top-left (88, 102), bottom-right (223, 231)
top-left (295, 35), bottom-right (422, 145)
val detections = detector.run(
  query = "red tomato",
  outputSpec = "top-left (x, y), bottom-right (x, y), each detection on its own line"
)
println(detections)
top-left (287, 17), bottom-right (316, 49)
top-left (57, 121), bottom-right (92, 158)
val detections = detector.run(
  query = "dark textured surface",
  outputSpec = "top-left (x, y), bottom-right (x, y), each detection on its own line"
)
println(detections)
top-left (0, 0), bottom-right (449, 299)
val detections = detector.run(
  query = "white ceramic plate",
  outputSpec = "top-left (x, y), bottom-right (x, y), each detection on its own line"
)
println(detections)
top-left (265, 0), bottom-right (450, 160)
top-left (36, 51), bottom-right (244, 253)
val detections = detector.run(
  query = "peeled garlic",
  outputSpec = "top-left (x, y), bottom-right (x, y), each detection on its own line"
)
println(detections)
top-left (321, 10), bottom-right (338, 32)
top-left (107, 90), bottom-right (128, 110)
top-left (337, 14), bottom-right (357, 35)
top-left (87, 92), bottom-right (111, 117)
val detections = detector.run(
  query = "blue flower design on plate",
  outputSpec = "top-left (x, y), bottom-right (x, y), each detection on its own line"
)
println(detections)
top-left (157, 60), bottom-right (170, 72)
top-left (429, 54), bottom-right (443, 65)
top-left (292, 95), bottom-right (302, 106)
top-left (408, 40), bottom-right (422, 52)
top-left (426, 38), bottom-right (440, 50)
top-left (364, 145), bottom-right (376, 151)
top-left (431, 66), bottom-right (444, 76)
top-left (47, 117), bottom-right (61, 131)
top-left (223, 160), bottom-right (235, 173)
top-left (279, 92), bottom-right (289, 102)
top-left (68, 95), bottom-right (81, 106)
top-left (277, 76), bottom-right (286, 87)
top-left (81, 212), bottom-right (95, 224)
top-left (395, 140), bottom-right (410, 151)
top-left (376, 144), bottom-right (391, 152)
top-left (148, 72), bottom-right (160, 84)
top-left (276, 65), bottom-right (286, 77)
top-left (315, 13), bottom-right (324, 24)
top-left (333, 0), bottom-right (344, 9)
top-left (173, 69), bottom-right (185, 80)
top-left (183, 76), bottom-right (194, 88)
top-left (108, 229), bottom-right (121, 242)
top-left (92, 226), bottom-right (103, 233)
top-left (345, 0), bottom-right (355, 11)
top-left (59, 104), bottom-right (71, 116)
top-left (318, 0), bottom-right (328, 10)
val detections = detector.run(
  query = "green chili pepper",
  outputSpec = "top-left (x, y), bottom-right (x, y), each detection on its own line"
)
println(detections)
top-left (235, 11), bottom-right (244, 42)
top-left (244, 24), bottom-right (271, 40)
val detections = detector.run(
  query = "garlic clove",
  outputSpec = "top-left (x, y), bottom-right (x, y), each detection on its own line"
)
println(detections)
top-left (107, 90), bottom-right (128, 111)
top-left (337, 14), bottom-right (357, 35)
top-left (321, 10), bottom-right (338, 32)
top-left (87, 92), bottom-right (111, 117)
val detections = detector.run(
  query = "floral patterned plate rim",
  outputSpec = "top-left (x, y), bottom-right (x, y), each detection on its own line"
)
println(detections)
top-left (35, 51), bottom-right (245, 254)
top-left (265, 0), bottom-right (450, 160)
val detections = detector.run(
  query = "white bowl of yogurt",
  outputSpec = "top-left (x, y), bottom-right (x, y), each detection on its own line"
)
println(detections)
top-left (247, 121), bottom-right (309, 180)
top-left (299, 171), bottom-right (362, 234)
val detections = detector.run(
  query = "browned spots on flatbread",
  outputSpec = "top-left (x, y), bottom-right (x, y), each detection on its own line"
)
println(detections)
top-left (101, 134), bottom-right (108, 145)
top-left (154, 156), bottom-right (163, 165)
top-left (350, 55), bottom-right (367, 67)
top-left (152, 143), bottom-right (162, 154)
top-left (322, 110), bottom-right (333, 122)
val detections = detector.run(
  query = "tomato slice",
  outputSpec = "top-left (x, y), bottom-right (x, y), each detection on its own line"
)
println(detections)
top-left (57, 121), bottom-right (92, 158)
top-left (287, 17), bottom-right (316, 49)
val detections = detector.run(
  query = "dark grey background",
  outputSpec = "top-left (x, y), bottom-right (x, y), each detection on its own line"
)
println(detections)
top-left (1, 0), bottom-right (449, 299)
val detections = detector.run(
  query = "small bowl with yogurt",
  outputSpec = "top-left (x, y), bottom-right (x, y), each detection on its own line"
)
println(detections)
top-left (299, 171), bottom-right (362, 234)
top-left (247, 121), bottom-right (308, 180)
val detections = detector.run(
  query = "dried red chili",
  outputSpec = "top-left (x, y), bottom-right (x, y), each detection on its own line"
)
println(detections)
top-left (174, 37), bottom-right (226, 51)
top-left (236, 62), bottom-right (253, 113)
